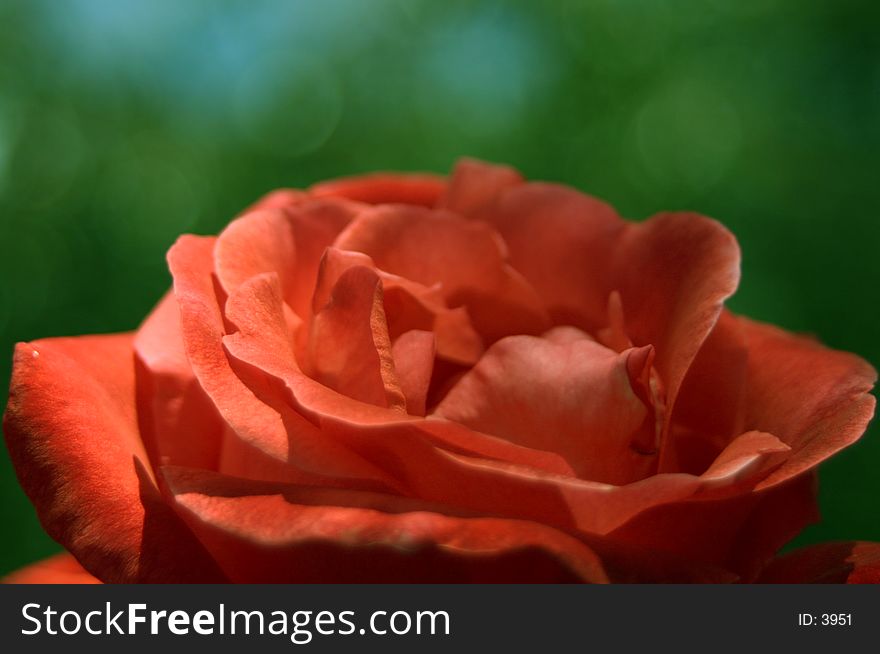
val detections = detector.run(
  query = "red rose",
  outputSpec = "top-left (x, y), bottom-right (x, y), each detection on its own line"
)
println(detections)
top-left (4, 159), bottom-right (878, 583)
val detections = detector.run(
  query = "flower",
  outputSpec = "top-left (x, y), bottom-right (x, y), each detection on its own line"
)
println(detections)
top-left (3, 158), bottom-right (878, 583)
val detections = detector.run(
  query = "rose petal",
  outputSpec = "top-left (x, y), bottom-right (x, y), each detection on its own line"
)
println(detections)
top-left (377, 426), bottom-right (798, 541)
top-left (167, 235), bottom-right (297, 481)
top-left (606, 471), bottom-right (819, 580)
top-left (310, 247), bottom-right (375, 313)
top-left (220, 272), bottom-right (400, 486)
top-left (310, 172), bottom-right (446, 207)
top-left (609, 214), bottom-right (740, 403)
top-left (312, 247), bottom-right (483, 366)
top-left (3, 552), bottom-right (101, 584)
top-left (307, 265), bottom-right (407, 410)
top-left (583, 539), bottom-right (738, 583)
top-left (296, 418), bottom-right (703, 538)
top-left (215, 199), bottom-right (359, 321)
top-left (434, 330), bottom-right (658, 484)
top-left (161, 466), bottom-right (609, 583)
top-left (418, 418), bottom-right (576, 477)
top-left (222, 278), bottom-right (413, 429)
top-left (729, 471), bottom-right (820, 580)
top-left (214, 210), bottom-right (298, 306)
top-left (757, 541), bottom-right (880, 583)
top-left (611, 431), bottom-right (803, 579)
top-left (461, 178), bottom-right (623, 329)
top-left (392, 330), bottom-right (436, 417)
top-left (698, 430), bottom-right (789, 489)
top-left (134, 291), bottom-right (224, 469)
top-left (2, 334), bottom-right (224, 582)
top-left (438, 157), bottom-right (523, 215)
top-left (243, 188), bottom-right (307, 213)
top-left (732, 317), bottom-right (878, 491)
top-left (334, 204), bottom-right (551, 343)
top-left (667, 310), bottom-right (748, 474)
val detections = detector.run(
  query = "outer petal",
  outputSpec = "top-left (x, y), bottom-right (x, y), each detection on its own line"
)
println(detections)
top-left (605, 472), bottom-right (819, 580)
top-left (161, 467), bottom-right (610, 583)
top-left (135, 291), bottom-right (224, 470)
top-left (665, 311), bottom-right (876, 570)
top-left (310, 173), bottom-right (446, 207)
top-left (735, 317), bottom-right (878, 490)
top-left (757, 541), bottom-right (880, 583)
top-left (3, 552), bottom-right (101, 584)
top-left (2, 334), bottom-right (225, 582)
top-left (167, 235), bottom-right (294, 480)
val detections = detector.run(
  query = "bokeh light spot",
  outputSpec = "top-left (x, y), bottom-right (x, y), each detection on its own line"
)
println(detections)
top-left (632, 76), bottom-right (742, 194)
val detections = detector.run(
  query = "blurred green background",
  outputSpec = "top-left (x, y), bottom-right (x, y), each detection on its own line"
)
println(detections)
top-left (1, 0), bottom-right (878, 577)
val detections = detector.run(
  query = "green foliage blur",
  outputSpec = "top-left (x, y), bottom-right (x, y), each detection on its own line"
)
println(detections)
top-left (1, 0), bottom-right (878, 577)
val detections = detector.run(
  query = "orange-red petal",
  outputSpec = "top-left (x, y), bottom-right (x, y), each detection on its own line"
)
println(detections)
top-left (2, 334), bottom-right (224, 582)
top-left (733, 317), bottom-right (878, 491)
top-left (310, 172), bottom-right (446, 207)
top-left (434, 330), bottom-right (656, 484)
top-left (135, 291), bottom-right (224, 470)
top-left (334, 204), bottom-right (550, 343)
top-left (757, 541), bottom-right (880, 583)
top-left (3, 552), bottom-right (102, 584)
top-left (438, 157), bottom-right (523, 215)
top-left (161, 466), bottom-right (609, 583)
top-left (307, 266), bottom-right (407, 410)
